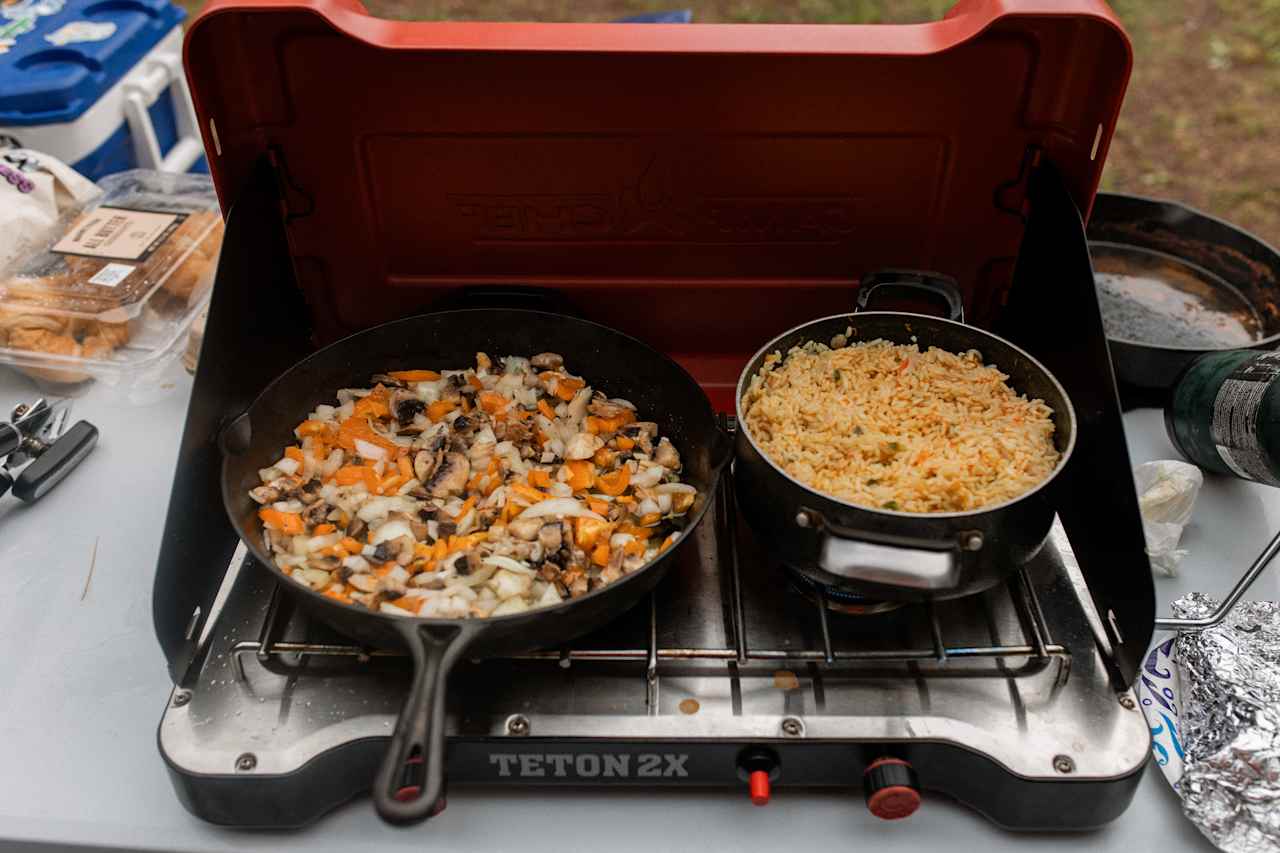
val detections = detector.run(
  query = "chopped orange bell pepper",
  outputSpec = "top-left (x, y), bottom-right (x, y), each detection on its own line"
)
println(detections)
top-left (377, 474), bottom-right (403, 494)
top-left (285, 446), bottom-right (305, 466)
top-left (592, 447), bottom-right (614, 467)
top-left (296, 419), bottom-right (333, 438)
top-left (623, 539), bottom-right (646, 557)
top-left (333, 465), bottom-right (380, 491)
top-left (391, 595), bottom-right (424, 614)
top-left (527, 469), bottom-right (552, 489)
top-left (509, 482), bottom-right (548, 505)
top-left (591, 543), bottom-right (610, 567)
top-left (478, 392), bottom-right (509, 414)
top-left (555, 377), bottom-right (585, 402)
top-left (313, 523), bottom-right (336, 535)
top-left (336, 416), bottom-right (399, 455)
top-left (258, 507), bottom-right (304, 535)
top-left (374, 561), bottom-right (398, 578)
top-left (660, 532), bottom-right (679, 552)
top-left (426, 399), bottom-right (457, 422)
top-left (353, 389), bottom-right (391, 420)
top-left (587, 498), bottom-right (610, 516)
top-left (322, 586), bottom-right (353, 604)
top-left (397, 455), bottom-right (414, 481)
top-left (340, 537), bottom-right (364, 554)
top-left (616, 523), bottom-right (654, 540)
top-left (573, 517), bottom-right (613, 550)
top-left (453, 496), bottom-right (477, 521)
top-left (537, 399), bottom-right (557, 421)
top-left (387, 370), bottom-right (440, 382)
top-left (596, 466), bottom-right (630, 497)
top-left (565, 460), bottom-right (595, 492)
top-left (616, 435), bottom-right (636, 451)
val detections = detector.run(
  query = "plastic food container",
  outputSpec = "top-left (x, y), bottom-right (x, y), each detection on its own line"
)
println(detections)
top-left (0, 169), bottom-right (222, 398)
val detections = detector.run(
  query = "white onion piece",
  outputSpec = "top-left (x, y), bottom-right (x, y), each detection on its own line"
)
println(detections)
top-left (322, 449), bottom-right (345, 478)
top-left (610, 532), bottom-right (636, 548)
top-left (632, 466), bottom-right (664, 489)
top-left (609, 398), bottom-right (637, 410)
top-left (379, 602), bottom-right (414, 616)
top-left (482, 555), bottom-right (535, 574)
top-left (305, 533), bottom-right (341, 552)
top-left (258, 466), bottom-right (282, 483)
top-left (515, 497), bottom-right (605, 522)
top-left (273, 499), bottom-right (304, 513)
top-left (537, 584), bottom-right (562, 607)
top-left (655, 482), bottom-right (696, 495)
top-left (492, 569), bottom-right (533, 600)
top-left (274, 457), bottom-right (301, 475)
top-left (656, 493), bottom-right (673, 514)
top-left (342, 555), bottom-right (370, 572)
top-left (548, 482), bottom-right (573, 498)
top-left (503, 356), bottom-right (530, 375)
top-left (337, 401), bottom-right (355, 420)
top-left (635, 498), bottom-right (661, 519)
top-left (491, 597), bottom-right (531, 616)
top-left (354, 438), bottom-right (387, 461)
top-left (371, 519), bottom-right (413, 545)
top-left (386, 565), bottom-right (410, 584)
top-left (313, 404), bottom-right (337, 420)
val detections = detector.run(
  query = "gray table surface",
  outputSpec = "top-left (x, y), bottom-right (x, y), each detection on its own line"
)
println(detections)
top-left (0, 366), bottom-right (1274, 853)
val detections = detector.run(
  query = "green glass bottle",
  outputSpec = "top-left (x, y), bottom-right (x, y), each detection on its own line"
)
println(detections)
top-left (1165, 350), bottom-right (1280, 485)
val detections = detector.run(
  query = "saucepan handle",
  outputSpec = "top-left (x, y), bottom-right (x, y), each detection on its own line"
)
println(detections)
top-left (797, 508), bottom-right (965, 591)
top-left (373, 621), bottom-right (480, 825)
top-left (856, 269), bottom-right (965, 323)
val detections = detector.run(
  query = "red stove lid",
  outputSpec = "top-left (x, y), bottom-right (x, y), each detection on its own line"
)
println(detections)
top-left (184, 0), bottom-right (1130, 407)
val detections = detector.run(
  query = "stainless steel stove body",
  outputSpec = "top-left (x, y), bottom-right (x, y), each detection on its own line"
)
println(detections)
top-left (159, 466), bottom-right (1150, 830)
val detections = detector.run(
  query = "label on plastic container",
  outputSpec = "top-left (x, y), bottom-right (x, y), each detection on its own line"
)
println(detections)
top-left (1211, 351), bottom-right (1280, 486)
top-left (87, 263), bottom-right (135, 287)
top-left (51, 206), bottom-right (186, 262)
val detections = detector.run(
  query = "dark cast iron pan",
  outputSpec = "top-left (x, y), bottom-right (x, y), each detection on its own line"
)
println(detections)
top-left (218, 309), bottom-right (730, 825)
top-left (1087, 193), bottom-right (1280, 402)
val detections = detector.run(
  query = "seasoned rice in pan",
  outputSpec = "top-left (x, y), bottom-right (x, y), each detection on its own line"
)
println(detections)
top-left (741, 337), bottom-right (1060, 513)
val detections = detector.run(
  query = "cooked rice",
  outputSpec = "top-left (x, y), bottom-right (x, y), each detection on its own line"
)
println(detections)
top-left (741, 336), bottom-right (1060, 513)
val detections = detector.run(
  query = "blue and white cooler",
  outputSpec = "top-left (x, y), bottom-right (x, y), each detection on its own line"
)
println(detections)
top-left (0, 0), bottom-right (205, 181)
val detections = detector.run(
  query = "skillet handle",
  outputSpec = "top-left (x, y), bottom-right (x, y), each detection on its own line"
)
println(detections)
top-left (856, 270), bottom-right (965, 323)
top-left (797, 508), bottom-right (966, 592)
top-left (373, 621), bottom-right (480, 825)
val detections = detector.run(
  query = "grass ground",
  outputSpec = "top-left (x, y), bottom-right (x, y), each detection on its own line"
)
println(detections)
top-left (180, 0), bottom-right (1280, 246)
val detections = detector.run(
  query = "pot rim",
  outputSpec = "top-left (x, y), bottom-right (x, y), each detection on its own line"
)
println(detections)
top-left (734, 310), bottom-right (1079, 520)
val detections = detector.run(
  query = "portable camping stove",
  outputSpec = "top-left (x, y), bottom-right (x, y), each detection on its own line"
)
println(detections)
top-left (155, 0), bottom-right (1162, 832)
top-left (159, 428), bottom-right (1150, 830)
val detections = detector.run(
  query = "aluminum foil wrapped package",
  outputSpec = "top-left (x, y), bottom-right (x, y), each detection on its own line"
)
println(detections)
top-left (1174, 593), bottom-right (1280, 853)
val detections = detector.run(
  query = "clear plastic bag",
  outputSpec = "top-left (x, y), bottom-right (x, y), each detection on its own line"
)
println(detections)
top-left (1135, 460), bottom-right (1204, 577)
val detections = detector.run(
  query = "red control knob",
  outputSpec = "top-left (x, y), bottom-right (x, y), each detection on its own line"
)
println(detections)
top-left (748, 769), bottom-right (771, 806)
top-left (863, 758), bottom-right (921, 820)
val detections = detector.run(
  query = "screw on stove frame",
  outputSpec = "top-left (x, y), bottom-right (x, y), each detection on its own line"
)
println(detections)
top-left (506, 715), bottom-right (530, 736)
top-left (172, 690), bottom-right (191, 707)
top-left (235, 753), bottom-right (257, 772)
top-left (1053, 754), bottom-right (1075, 774)
top-left (1118, 693), bottom-right (1136, 710)
top-left (781, 717), bottom-right (805, 737)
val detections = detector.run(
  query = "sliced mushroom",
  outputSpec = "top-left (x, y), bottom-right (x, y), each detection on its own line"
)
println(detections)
top-left (508, 516), bottom-right (543, 540)
top-left (654, 437), bottom-right (681, 470)
top-left (588, 396), bottom-right (632, 419)
top-left (392, 390), bottom-right (426, 424)
top-left (538, 523), bottom-right (563, 552)
top-left (346, 516), bottom-right (368, 541)
top-left (414, 448), bottom-right (443, 483)
top-left (426, 452), bottom-right (470, 497)
top-left (530, 352), bottom-right (564, 370)
top-left (565, 432), bottom-right (604, 460)
top-left (301, 500), bottom-right (328, 526)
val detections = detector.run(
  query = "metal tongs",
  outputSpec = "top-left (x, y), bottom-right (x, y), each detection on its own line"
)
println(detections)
top-left (1, 398), bottom-right (98, 502)
top-left (1155, 528), bottom-right (1280, 632)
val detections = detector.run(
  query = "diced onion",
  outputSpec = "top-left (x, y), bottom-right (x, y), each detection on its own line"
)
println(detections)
top-left (372, 519), bottom-right (413, 545)
top-left (355, 438), bottom-right (387, 461)
top-left (482, 555), bottom-right (535, 574)
top-left (491, 597), bottom-right (531, 616)
top-left (515, 497), bottom-right (605, 522)
top-left (655, 482), bottom-right (697, 495)
top-left (632, 466), bottom-right (664, 488)
top-left (379, 602), bottom-right (414, 616)
top-left (274, 457), bottom-right (301, 475)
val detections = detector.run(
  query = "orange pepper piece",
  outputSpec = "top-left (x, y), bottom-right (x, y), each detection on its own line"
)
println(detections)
top-left (285, 446), bottom-right (305, 466)
top-left (426, 400), bottom-right (457, 422)
top-left (313, 523), bottom-right (336, 535)
top-left (387, 370), bottom-right (440, 382)
top-left (592, 447), bottom-right (614, 467)
top-left (322, 586), bottom-right (353, 604)
top-left (398, 455), bottom-right (414, 481)
top-left (509, 482), bottom-right (547, 505)
top-left (378, 474), bottom-right (403, 494)
top-left (467, 374), bottom-right (484, 391)
top-left (391, 595), bottom-right (424, 614)
top-left (340, 537), bottom-right (363, 554)
top-left (587, 498), bottom-right (609, 516)
top-left (616, 523), bottom-right (654, 540)
top-left (527, 469), bottom-right (552, 489)
top-left (336, 416), bottom-right (399, 454)
top-left (573, 517), bottom-right (613, 550)
top-left (537, 399), bottom-right (557, 421)
top-left (555, 377), bottom-right (585, 402)
top-left (258, 507), bottom-right (304, 535)
top-left (616, 435), bottom-right (636, 451)
top-left (623, 539), bottom-right (646, 557)
top-left (660, 532), bottom-right (679, 552)
top-left (478, 391), bottom-right (509, 414)
top-left (565, 460), bottom-right (595, 492)
top-left (296, 419), bottom-right (332, 438)
top-left (591, 543), bottom-right (610, 567)
top-left (374, 561), bottom-right (398, 578)
top-left (453, 496), bottom-right (477, 521)
top-left (333, 465), bottom-right (380, 492)
top-left (596, 466), bottom-right (630, 497)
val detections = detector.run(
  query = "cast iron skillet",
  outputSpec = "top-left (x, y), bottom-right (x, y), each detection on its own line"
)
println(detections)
top-left (734, 273), bottom-right (1076, 603)
top-left (1088, 192), bottom-right (1280, 398)
top-left (219, 309), bottom-right (729, 825)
